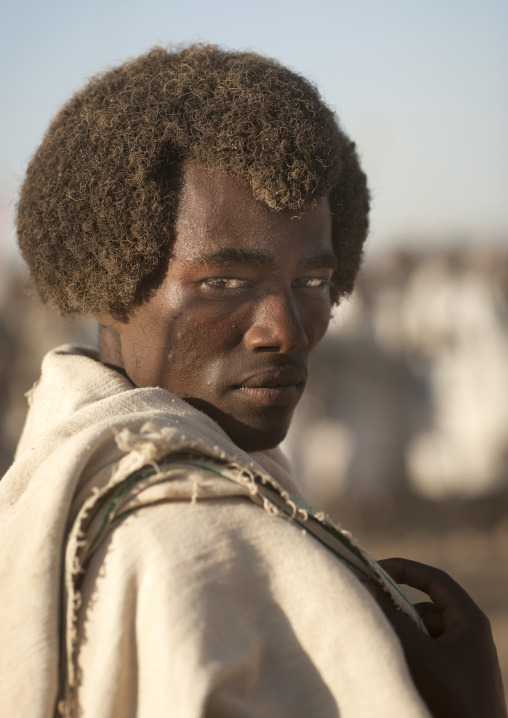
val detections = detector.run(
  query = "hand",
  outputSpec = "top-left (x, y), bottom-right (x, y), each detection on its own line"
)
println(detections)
top-left (377, 558), bottom-right (507, 718)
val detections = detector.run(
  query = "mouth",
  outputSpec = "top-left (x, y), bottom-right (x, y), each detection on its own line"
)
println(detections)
top-left (235, 367), bottom-right (307, 407)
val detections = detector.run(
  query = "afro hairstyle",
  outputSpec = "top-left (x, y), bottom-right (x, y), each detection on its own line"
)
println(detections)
top-left (17, 44), bottom-right (369, 316)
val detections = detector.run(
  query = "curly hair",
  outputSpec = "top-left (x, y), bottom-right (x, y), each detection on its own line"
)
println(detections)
top-left (17, 44), bottom-right (369, 315)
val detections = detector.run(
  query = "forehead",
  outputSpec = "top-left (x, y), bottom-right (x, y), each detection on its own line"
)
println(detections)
top-left (173, 163), bottom-right (333, 261)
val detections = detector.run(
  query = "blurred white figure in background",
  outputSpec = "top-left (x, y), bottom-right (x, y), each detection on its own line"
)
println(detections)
top-left (402, 252), bottom-right (508, 499)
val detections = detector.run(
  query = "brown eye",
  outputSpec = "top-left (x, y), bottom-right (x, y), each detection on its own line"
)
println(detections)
top-left (201, 278), bottom-right (252, 291)
top-left (293, 277), bottom-right (330, 290)
top-left (304, 278), bottom-right (327, 288)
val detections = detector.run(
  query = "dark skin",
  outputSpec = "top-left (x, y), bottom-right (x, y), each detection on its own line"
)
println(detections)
top-left (377, 559), bottom-right (507, 718)
top-left (99, 163), bottom-right (506, 716)
top-left (98, 163), bottom-right (335, 452)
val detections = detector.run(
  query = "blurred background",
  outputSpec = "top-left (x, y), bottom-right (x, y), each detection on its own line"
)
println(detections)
top-left (1, 0), bottom-right (507, 698)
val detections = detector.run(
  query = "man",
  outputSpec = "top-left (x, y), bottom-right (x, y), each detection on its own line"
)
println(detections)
top-left (1, 45), bottom-right (505, 718)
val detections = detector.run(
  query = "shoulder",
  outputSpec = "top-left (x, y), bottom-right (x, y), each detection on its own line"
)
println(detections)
top-left (73, 478), bottom-right (430, 718)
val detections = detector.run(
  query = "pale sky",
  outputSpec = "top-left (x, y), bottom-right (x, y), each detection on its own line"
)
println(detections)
top-left (1, 0), bottom-right (507, 263)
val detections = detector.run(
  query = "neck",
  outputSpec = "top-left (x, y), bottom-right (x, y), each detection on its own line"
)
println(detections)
top-left (98, 323), bottom-right (125, 372)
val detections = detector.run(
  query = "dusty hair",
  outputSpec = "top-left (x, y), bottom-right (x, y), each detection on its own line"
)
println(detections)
top-left (17, 44), bottom-right (369, 315)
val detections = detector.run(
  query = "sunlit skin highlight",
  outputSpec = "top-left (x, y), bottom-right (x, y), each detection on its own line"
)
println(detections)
top-left (99, 163), bottom-right (335, 452)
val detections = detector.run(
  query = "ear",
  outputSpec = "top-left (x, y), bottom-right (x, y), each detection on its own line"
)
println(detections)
top-left (93, 313), bottom-right (117, 328)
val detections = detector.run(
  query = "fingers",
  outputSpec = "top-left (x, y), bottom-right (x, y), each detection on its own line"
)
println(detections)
top-left (378, 558), bottom-right (485, 635)
top-left (414, 602), bottom-right (444, 638)
top-left (378, 559), bottom-right (507, 718)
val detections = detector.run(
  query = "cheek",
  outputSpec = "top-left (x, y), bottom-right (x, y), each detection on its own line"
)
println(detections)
top-left (313, 321), bottom-right (331, 348)
top-left (172, 306), bottom-right (245, 349)
top-left (167, 307), bottom-right (246, 373)
top-left (302, 303), bottom-right (332, 347)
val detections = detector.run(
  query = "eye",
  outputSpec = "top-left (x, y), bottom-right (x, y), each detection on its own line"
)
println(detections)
top-left (303, 278), bottom-right (328, 288)
top-left (201, 277), bottom-right (252, 292)
top-left (293, 277), bottom-right (332, 291)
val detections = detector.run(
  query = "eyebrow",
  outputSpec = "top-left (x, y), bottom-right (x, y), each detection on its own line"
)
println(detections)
top-left (194, 248), bottom-right (338, 271)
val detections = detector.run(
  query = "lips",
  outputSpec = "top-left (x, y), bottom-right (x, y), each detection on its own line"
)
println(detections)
top-left (238, 366), bottom-right (307, 389)
top-left (235, 367), bottom-right (307, 407)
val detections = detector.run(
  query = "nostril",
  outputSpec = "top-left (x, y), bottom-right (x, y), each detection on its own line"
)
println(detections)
top-left (243, 291), bottom-right (310, 353)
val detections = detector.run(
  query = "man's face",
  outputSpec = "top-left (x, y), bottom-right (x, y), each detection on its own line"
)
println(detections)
top-left (115, 163), bottom-right (335, 451)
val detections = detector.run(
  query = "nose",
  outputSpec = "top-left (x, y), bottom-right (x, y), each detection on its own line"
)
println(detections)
top-left (244, 289), bottom-right (309, 353)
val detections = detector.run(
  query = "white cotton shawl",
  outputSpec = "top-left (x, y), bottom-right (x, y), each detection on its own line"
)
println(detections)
top-left (0, 345), bottom-right (431, 718)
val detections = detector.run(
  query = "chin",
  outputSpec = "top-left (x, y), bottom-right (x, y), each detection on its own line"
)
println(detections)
top-left (231, 428), bottom-right (287, 453)
top-left (222, 410), bottom-right (293, 453)
top-left (185, 398), bottom-right (292, 453)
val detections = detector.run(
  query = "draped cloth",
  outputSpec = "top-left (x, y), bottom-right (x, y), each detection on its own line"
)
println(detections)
top-left (0, 345), bottom-right (431, 718)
